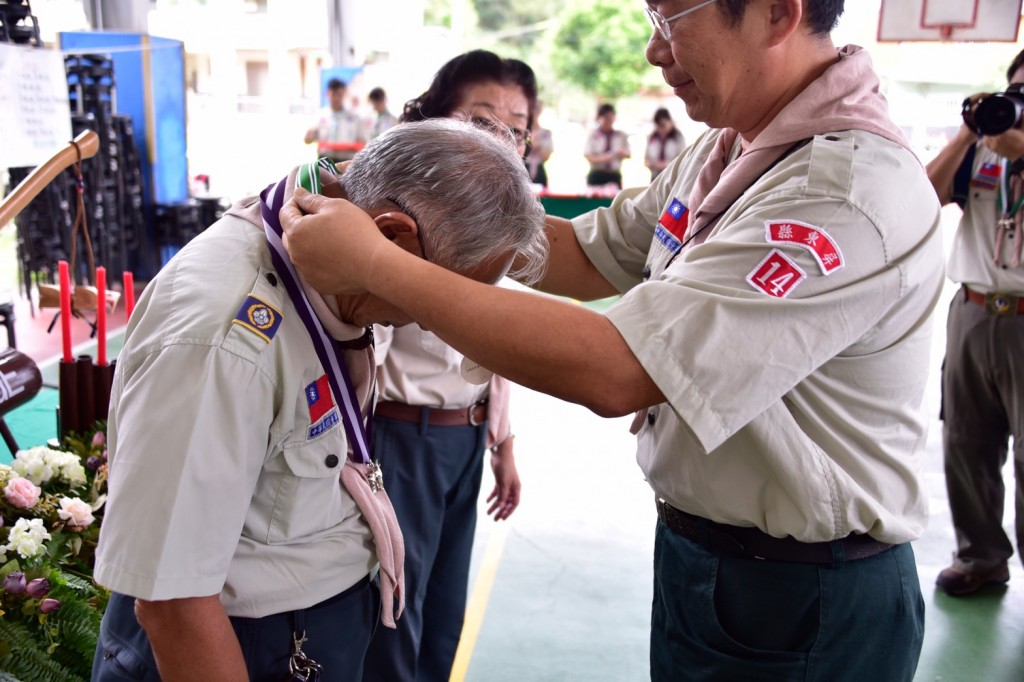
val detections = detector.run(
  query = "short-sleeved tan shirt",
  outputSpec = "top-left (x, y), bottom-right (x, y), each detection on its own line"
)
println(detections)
top-left (946, 144), bottom-right (1024, 294)
top-left (374, 324), bottom-right (489, 409)
top-left (94, 214), bottom-right (376, 618)
top-left (573, 128), bottom-right (945, 544)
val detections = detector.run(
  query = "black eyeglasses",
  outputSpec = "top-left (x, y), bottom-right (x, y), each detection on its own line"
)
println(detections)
top-left (384, 196), bottom-right (429, 263)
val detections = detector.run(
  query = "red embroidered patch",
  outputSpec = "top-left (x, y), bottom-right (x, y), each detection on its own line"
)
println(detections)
top-left (746, 249), bottom-right (806, 298)
top-left (765, 220), bottom-right (844, 274)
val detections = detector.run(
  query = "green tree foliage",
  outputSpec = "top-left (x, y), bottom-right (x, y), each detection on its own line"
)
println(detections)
top-left (551, 0), bottom-right (653, 100)
top-left (472, 0), bottom-right (553, 47)
top-left (474, 0), bottom-right (550, 31)
top-left (424, 0), bottom-right (452, 28)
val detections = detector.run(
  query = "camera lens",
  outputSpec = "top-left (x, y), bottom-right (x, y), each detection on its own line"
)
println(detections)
top-left (973, 94), bottom-right (1024, 136)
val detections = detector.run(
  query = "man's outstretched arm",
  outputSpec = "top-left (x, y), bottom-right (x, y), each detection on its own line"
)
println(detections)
top-left (520, 215), bottom-right (620, 301)
top-left (280, 191), bottom-right (664, 417)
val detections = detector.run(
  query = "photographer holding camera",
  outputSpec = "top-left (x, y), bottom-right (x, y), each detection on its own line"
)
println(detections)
top-left (927, 48), bottom-right (1024, 597)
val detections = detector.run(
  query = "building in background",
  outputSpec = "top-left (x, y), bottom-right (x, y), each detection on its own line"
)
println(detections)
top-left (16, 0), bottom-right (1024, 199)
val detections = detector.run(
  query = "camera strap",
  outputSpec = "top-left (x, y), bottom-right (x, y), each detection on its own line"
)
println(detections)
top-left (994, 167), bottom-right (1024, 267)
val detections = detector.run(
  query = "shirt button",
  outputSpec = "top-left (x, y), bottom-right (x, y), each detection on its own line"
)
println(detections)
top-left (642, 265), bottom-right (652, 280)
top-left (266, 272), bottom-right (278, 287)
top-left (647, 411), bottom-right (656, 426)
top-left (325, 454), bottom-right (339, 468)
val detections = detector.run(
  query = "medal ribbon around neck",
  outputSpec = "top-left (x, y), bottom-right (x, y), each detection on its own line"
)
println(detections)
top-left (259, 159), bottom-right (373, 465)
top-left (264, 166), bottom-right (402, 628)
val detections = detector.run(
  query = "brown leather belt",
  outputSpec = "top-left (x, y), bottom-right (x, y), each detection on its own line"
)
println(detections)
top-left (375, 400), bottom-right (488, 427)
top-left (963, 285), bottom-right (1024, 317)
top-left (656, 499), bottom-right (893, 564)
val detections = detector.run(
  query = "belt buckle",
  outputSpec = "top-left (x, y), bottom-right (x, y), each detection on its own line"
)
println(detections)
top-left (985, 292), bottom-right (1019, 317)
top-left (468, 400), bottom-right (487, 426)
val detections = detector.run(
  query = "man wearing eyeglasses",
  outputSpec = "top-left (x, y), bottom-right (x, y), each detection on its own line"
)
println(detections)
top-left (280, 2), bottom-right (942, 680)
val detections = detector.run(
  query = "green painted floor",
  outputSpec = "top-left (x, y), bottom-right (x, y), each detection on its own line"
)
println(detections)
top-left (2, 333), bottom-right (125, 457)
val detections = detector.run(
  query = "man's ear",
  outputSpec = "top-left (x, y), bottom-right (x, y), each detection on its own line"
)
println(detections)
top-left (373, 211), bottom-right (421, 254)
top-left (765, 0), bottom-right (802, 47)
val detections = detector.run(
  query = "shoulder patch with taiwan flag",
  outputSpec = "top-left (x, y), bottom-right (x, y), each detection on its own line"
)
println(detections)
top-left (970, 162), bottom-right (1000, 191)
top-left (654, 198), bottom-right (689, 249)
top-left (746, 249), bottom-right (806, 298)
top-left (764, 220), bottom-right (844, 275)
top-left (232, 295), bottom-right (283, 343)
top-left (306, 374), bottom-right (340, 439)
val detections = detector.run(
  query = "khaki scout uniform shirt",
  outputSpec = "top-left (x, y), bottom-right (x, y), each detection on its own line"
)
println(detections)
top-left (94, 214), bottom-right (375, 618)
top-left (584, 128), bottom-right (630, 174)
top-left (573, 128), bottom-right (944, 544)
top-left (316, 107), bottom-right (367, 161)
top-left (375, 324), bottom-right (489, 408)
top-left (947, 145), bottom-right (1024, 294)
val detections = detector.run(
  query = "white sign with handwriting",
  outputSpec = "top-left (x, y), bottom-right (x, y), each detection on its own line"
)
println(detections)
top-left (0, 44), bottom-right (72, 169)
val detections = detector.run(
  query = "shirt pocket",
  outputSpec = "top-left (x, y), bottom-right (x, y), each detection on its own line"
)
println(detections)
top-left (418, 329), bottom-right (457, 359)
top-left (251, 437), bottom-right (356, 545)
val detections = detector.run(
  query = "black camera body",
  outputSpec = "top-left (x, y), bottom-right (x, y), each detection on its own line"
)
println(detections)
top-left (962, 83), bottom-right (1024, 136)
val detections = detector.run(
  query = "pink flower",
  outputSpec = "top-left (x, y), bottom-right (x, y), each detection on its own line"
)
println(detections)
top-left (26, 578), bottom-right (50, 598)
top-left (91, 431), bottom-right (106, 448)
top-left (39, 598), bottom-right (61, 613)
top-left (57, 497), bottom-right (95, 529)
top-left (4, 477), bottom-right (41, 509)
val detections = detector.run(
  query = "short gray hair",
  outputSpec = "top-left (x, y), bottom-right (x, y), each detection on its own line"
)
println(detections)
top-left (342, 118), bottom-right (548, 283)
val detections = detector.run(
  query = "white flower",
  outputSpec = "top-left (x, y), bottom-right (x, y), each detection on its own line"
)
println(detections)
top-left (11, 447), bottom-right (58, 485)
top-left (1, 517), bottom-right (52, 559)
top-left (57, 457), bottom-right (88, 488)
top-left (15, 448), bottom-right (88, 488)
top-left (57, 497), bottom-right (95, 528)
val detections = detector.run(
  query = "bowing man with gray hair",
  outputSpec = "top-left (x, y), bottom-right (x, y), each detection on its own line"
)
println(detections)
top-left (91, 117), bottom-right (547, 682)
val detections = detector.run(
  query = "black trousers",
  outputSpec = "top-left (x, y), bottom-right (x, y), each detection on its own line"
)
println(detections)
top-left (362, 416), bottom-right (487, 682)
top-left (587, 169), bottom-right (622, 188)
top-left (92, 576), bottom-right (379, 681)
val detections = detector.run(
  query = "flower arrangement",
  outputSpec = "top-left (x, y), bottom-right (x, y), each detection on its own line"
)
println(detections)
top-left (0, 424), bottom-right (110, 682)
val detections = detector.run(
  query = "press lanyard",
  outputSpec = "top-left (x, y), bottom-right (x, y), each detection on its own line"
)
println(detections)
top-left (997, 161), bottom-right (1024, 217)
top-left (992, 160), bottom-right (1024, 267)
top-left (259, 161), bottom-right (373, 464)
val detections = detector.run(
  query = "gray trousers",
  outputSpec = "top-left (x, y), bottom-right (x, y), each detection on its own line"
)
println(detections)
top-left (942, 290), bottom-right (1024, 572)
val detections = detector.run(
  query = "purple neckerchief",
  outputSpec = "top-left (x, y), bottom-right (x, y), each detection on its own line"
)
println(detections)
top-left (259, 177), bottom-right (371, 464)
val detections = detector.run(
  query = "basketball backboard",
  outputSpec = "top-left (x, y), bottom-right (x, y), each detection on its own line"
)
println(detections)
top-left (878, 0), bottom-right (1023, 42)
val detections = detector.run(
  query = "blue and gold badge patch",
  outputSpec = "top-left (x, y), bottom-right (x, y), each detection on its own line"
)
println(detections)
top-left (232, 295), bottom-right (283, 343)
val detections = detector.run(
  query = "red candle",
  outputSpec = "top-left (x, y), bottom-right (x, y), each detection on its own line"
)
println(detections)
top-left (96, 266), bottom-right (107, 365)
top-left (123, 271), bottom-right (135, 320)
top-left (58, 260), bottom-right (73, 363)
